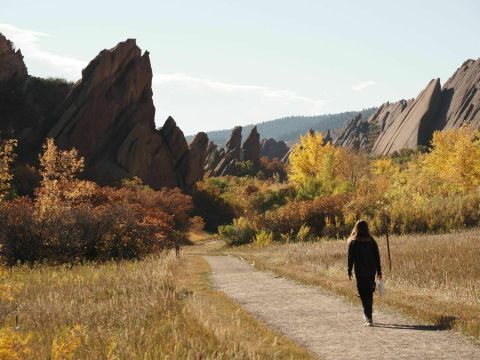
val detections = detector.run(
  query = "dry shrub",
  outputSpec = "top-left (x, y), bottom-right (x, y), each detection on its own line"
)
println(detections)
top-left (0, 139), bottom-right (17, 201)
top-left (254, 195), bottom-right (348, 238)
top-left (51, 325), bottom-right (84, 360)
top-left (0, 139), bottom-right (193, 264)
top-left (259, 157), bottom-right (287, 181)
top-left (296, 224), bottom-right (312, 242)
top-left (0, 188), bottom-right (176, 264)
top-left (188, 216), bottom-right (205, 232)
top-left (0, 327), bottom-right (32, 359)
top-left (388, 193), bottom-right (480, 234)
top-left (218, 217), bottom-right (255, 246)
top-left (254, 230), bottom-right (274, 247)
top-left (244, 183), bottom-right (259, 196)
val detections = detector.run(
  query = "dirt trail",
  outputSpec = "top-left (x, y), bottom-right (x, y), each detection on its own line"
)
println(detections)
top-left (205, 255), bottom-right (480, 360)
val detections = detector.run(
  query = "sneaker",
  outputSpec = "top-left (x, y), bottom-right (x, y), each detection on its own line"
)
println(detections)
top-left (364, 318), bottom-right (373, 327)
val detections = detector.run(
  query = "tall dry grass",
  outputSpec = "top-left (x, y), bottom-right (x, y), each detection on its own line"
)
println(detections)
top-left (0, 251), bottom-right (312, 359)
top-left (228, 230), bottom-right (480, 341)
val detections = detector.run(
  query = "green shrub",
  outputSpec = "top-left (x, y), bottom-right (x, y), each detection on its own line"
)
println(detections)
top-left (218, 217), bottom-right (255, 246)
top-left (232, 161), bottom-right (256, 177)
top-left (254, 195), bottom-right (348, 238)
top-left (296, 224), bottom-right (312, 242)
top-left (249, 189), bottom-right (289, 213)
top-left (280, 231), bottom-right (294, 243)
top-left (254, 230), bottom-right (274, 247)
top-left (259, 157), bottom-right (288, 181)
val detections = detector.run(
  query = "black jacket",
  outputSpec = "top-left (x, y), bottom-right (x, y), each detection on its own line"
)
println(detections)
top-left (347, 236), bottom-right (382, 278)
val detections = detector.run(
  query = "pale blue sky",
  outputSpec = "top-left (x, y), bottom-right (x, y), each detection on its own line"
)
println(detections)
top-left (1, 0), bottom-right (479, 135)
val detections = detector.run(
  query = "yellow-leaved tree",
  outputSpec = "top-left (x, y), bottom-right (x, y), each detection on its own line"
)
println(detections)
top-left (388, 126), bottom-right (480, 200)
top-left (36, 138), bottom-right (96, 215)
top-left (0, 139), bottom-right (17, 202)
top-left (421, 126), bottom-right (480, 196)
top-left (0, 138), bottom-right (31, 359)
top-left (343, 157), bottom-right (400, 229)
top-left (288, 131), bottom-right (349, 197)
top-left (0, 136), bottom-right (20, 304)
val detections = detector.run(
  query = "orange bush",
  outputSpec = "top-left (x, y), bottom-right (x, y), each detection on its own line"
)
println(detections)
top-left (0, 189), bottom-right (176, 263)
top-left (254, 195), bottom-right (348, 238)
top-left (259, 157), bottom-right (287, 181)
top-left (0, 139), bottom-right (192, 264)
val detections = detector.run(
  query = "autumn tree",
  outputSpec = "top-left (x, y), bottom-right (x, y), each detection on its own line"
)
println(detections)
top-left (36, 138), bottom-right (96, 214)
top-left (0, 139), bottom-right (17, 202)
top-left (288, 131), bottom-right (349, 197)
top-left (421, 126), bottom-right (480, 195)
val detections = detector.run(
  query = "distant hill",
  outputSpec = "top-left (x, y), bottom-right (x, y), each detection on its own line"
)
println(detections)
top-left (189, 108), bottom-right (377, 145)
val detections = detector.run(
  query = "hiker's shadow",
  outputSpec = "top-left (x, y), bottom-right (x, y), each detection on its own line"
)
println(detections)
top-left (374, 323), bottom-right (441, 331)
top-left (375, 315), bottom-right (456, 331)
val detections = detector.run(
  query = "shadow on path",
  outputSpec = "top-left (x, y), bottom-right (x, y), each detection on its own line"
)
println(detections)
top-left (375, 315), bottom-right (457, 331)
top-left (374, 323), bottom-right (444, 331)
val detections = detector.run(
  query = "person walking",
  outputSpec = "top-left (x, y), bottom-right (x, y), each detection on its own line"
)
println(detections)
top-left (347, 220), bottom-right (382, 326)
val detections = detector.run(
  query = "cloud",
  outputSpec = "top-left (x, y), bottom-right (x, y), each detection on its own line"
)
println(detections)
top-left (0, 23), bottom-right (86, 79)
top-left (0, 23), bottom-right (329, 134)
top-left (153, 73), bottom-right (327, 110)
top-left (352, 80), bottom-right (376, 91)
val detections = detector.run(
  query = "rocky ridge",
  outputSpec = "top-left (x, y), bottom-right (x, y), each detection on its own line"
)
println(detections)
top-left (333, 58), bottom-right (480, 155)
top-left (333, 114), bottom-right (368, 151)
top-left (0, 35), bottom-right (208, 193)
top-left (259, 138), bottom-right (290, 160)
top-left (0, 34), bottom-right (27, 84)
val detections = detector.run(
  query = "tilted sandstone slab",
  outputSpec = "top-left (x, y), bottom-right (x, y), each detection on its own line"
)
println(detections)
top-left (368, 100), bottom-right (411, 133)
top-left (260, 138), bottom-right (289, 160)
top-left (185, 132), bottom-right (209, 192)
top-left (0, 34), bottom-right (27, 84)
top-left (47, 39), bottom-right (206, 191)
top-left (333, 101), bottom-right (410, 152)
top-left (241, 126), bottom-right (261, 168)
top-left (372, 79), bottom-right (442, 155)
top-left (437, 58), bottom-right (480, 129)
top-left (333, 114), bottom-right (368, 151)
top-left (212, 126), bottom-right (242, 176)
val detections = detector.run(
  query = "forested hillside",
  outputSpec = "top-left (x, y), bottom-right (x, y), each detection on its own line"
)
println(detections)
top-left (190, 108), bottom-right (377, 145)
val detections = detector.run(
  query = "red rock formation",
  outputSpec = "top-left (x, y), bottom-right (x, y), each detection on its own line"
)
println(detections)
top-left (203, 141), bottom-right (218, 174)
top-left (368, 100), bottom-right (411, 134)
top-left (372, 79), bottom-right (442, 155)
top-left (333, 114), bottom-right (369, 151)
top-left (212, 126), bottom-right (242, 176)
top-left (0, 34), bottom-right (27, 83)
top-left (185, 132), bottom-right (209, 192)
top-left (322, 129), bottom-right (333, 145)
top-left (437, 59), bottom-right (480, 129)
top-left (241, 126), bottom-right (261, 168)
top-left (204, 141), bottom-right (217, 166)
top-left (0, 33), bottom-right (72, 168)
top-left (46, 39), bottom-right (207, 191)
top-left (260, 138), bottom-right (289, 160)
top-left (50, 39), bottom-right (154, 157)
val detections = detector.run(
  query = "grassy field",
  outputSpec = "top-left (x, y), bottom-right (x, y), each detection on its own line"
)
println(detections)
top-left (0, 252), bottom-right (313, 359)
top-left (225, 230), bottom-right (480, 342)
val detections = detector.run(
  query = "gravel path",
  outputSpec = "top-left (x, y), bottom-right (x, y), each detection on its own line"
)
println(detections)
top-left (205, 255), bottom-right (480, 360)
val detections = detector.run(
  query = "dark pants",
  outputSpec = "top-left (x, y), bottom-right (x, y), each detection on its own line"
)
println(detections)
top-left (356, 275), bottom-right (375, 319)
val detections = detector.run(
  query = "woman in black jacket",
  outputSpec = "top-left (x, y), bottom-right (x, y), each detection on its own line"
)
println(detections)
top-left (347, 220), bottom-right (382, 326)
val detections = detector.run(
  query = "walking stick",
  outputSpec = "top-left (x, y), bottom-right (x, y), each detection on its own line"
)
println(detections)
top-left (384, 215), bottom-right (392, 272)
